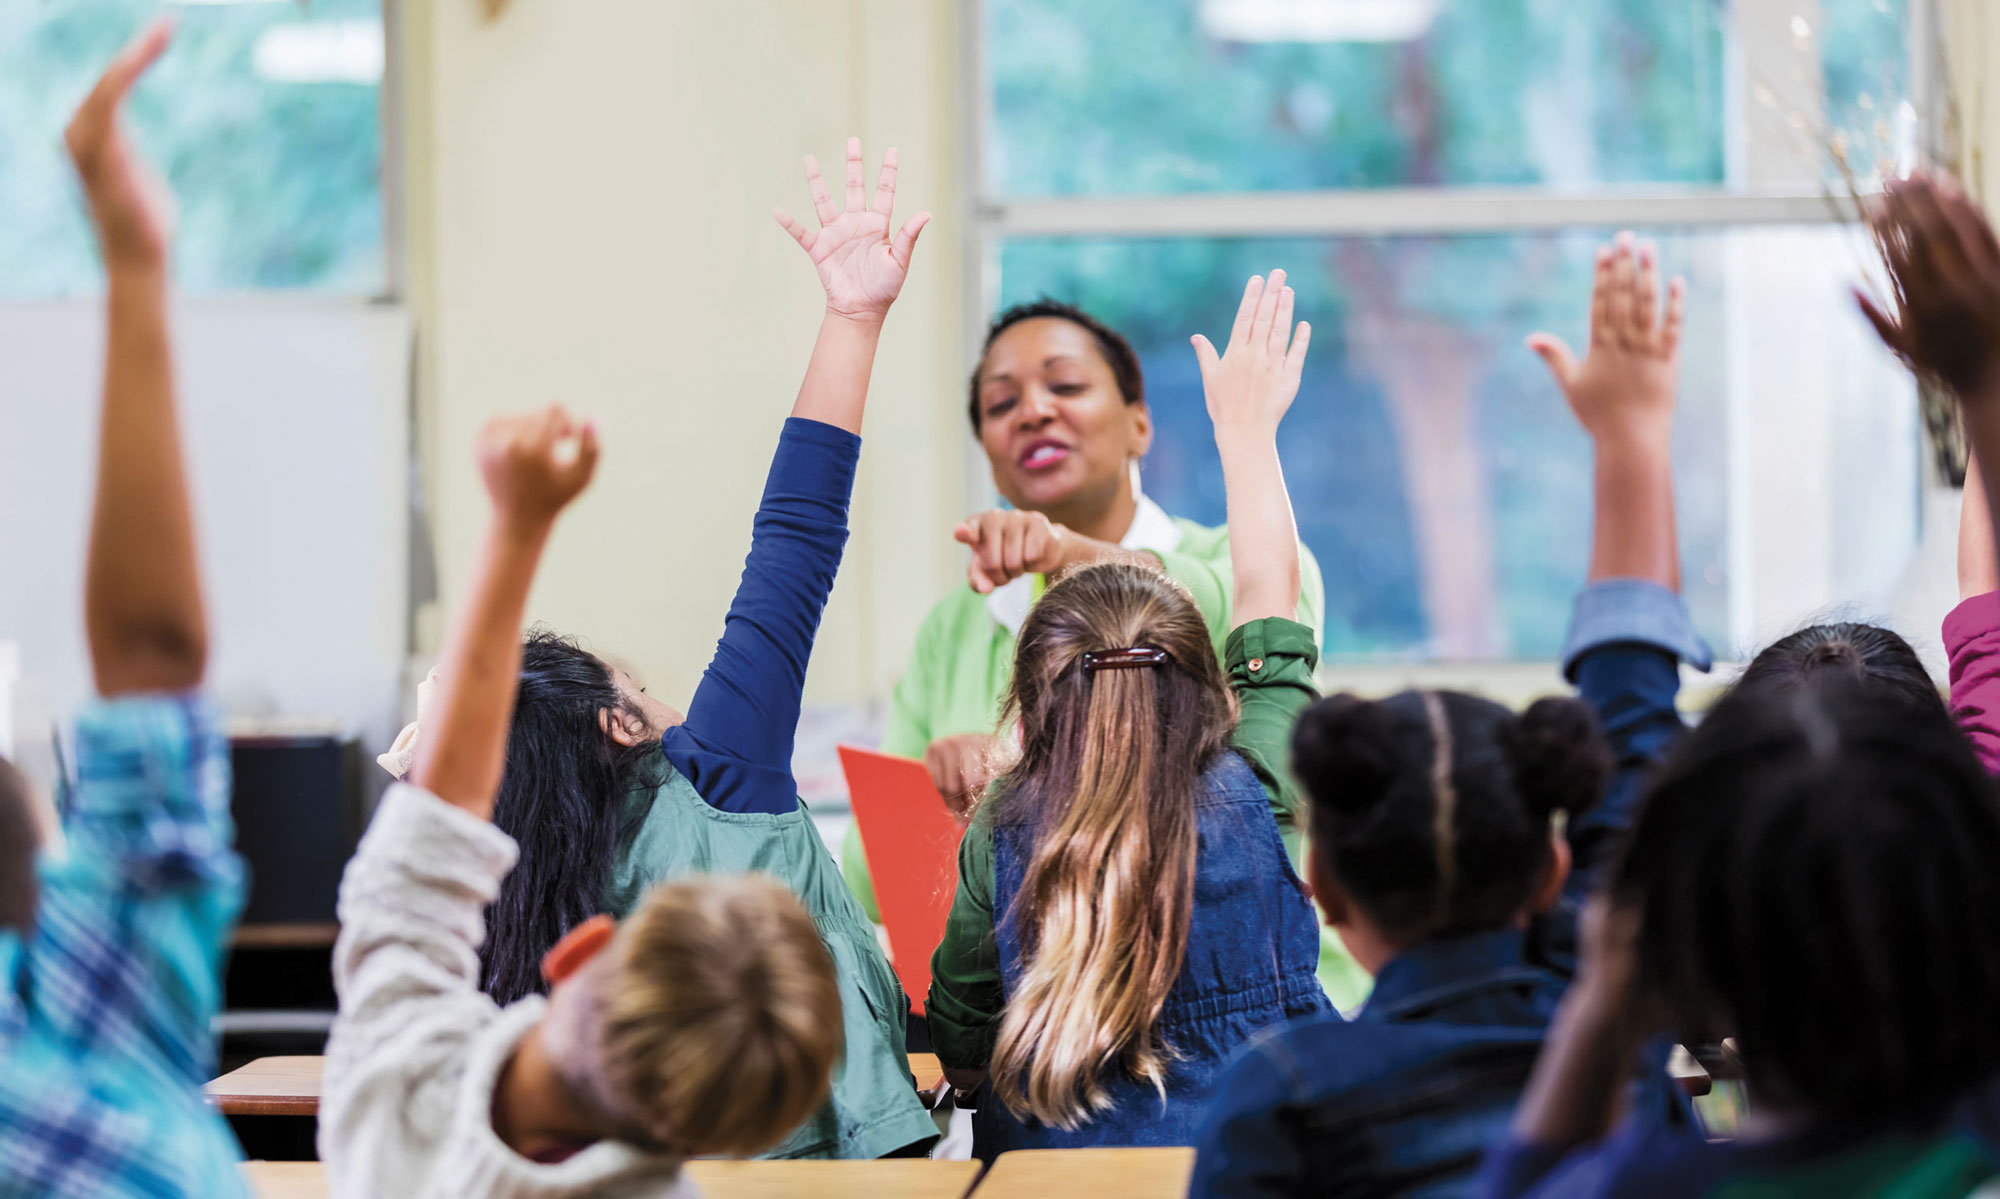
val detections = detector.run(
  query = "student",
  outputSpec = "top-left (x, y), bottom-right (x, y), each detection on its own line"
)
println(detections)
top-left (0, 25), bottom-right (251, 1198)
top-left (843, 297), bottom-right (1364, 1010)
top-left (927, 272), bottom-right (1331, 1159)
top-left (1190, 234), bottom-right (1705, 1198)
top-left (1480, 174), bottom-right (2000, 1199)
top-left (381, 140), bottom-right (939, 1161)
top-left (320, 401), bottom-right (844, 1196)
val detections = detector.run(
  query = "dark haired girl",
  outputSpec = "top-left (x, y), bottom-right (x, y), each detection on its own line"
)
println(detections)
top-left (1194, 234), bottom-right (1704, 1197)
top-left (402, 141), bottom-right (940, 1162)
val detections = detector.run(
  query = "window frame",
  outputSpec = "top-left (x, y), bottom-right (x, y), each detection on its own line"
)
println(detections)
top-left (960, 0), bottom-right (1944, 666)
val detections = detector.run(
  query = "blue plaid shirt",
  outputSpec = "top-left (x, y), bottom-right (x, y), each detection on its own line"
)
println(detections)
top-left (0, 695), bottom-right (248, 1199)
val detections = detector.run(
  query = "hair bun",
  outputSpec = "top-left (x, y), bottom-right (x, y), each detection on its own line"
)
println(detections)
top-left (1503, 697), bottom-right (1612, 819)
top-left (1291, 694), bottom-right (1410, 814)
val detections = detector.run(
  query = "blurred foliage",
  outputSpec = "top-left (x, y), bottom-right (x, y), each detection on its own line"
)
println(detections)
top-left (988, 0), bottom-right (1908, 660)
top-left (0, 0), bottom-right (382, 296)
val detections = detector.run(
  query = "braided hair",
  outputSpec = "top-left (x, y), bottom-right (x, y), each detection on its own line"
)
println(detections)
top-left (1290, 690), bottom-right (1611, 943)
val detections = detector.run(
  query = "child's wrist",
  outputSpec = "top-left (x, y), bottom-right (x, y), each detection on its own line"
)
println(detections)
top-left (824, 306), bottom-right (888, 333)
top-left (1212, 420), bottom-right (1280, 452)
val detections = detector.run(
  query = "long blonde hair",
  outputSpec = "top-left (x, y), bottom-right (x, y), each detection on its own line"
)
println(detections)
top-left (987, 562), bottom-right (1236, 1128)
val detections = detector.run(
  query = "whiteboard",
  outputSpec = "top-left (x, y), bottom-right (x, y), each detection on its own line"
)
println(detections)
top-left (0, 296), bottom-right (412, 785)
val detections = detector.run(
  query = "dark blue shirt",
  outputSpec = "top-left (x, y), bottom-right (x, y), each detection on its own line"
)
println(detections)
top-left (1191, 580), bottom-right (1708, 1199)
top-left (658, 417), bottom-right (859, 815)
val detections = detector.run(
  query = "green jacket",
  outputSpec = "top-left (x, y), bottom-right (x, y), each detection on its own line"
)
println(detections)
top-left (840, 509), bottom-right (1373, 1011)
top-left (609, 766), bottom-right (938, 1161)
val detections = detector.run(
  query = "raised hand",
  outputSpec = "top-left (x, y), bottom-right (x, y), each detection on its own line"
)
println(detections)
top-left (1858, 174), bottom-right (2000, 401)
top-left (475, 403), bottom-right (600, 529)
top-left (1191, 269), bottom-right (1311, 439)
top-left (66, 21), bottom-right (176, 270)
top-left (776, 137), bottom-right (932, 324)
top-left (1527, 232), bottom-right (1685, 443)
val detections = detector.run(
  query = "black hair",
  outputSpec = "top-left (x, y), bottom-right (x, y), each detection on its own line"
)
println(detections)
top-left (1290, 690), bottom-right (1610, 944)
top-left (481, 629), bottom-right (660, 1005)
top-left (1614, 684), bottom-right (2000, 1124)
top-left (1734, 622), bottom-right (1947, 721)
top-left (968, 299), bottom-right (1145, 432)
top-left (0, 758), bottom-right (37, 936)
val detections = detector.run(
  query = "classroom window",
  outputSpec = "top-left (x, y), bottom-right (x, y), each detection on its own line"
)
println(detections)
top-left (975, 0), bottom-right (1925, 663)
top-left (0, 0), bottom-right (386, 297)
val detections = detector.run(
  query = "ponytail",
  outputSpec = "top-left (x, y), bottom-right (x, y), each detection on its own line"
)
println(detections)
top-left (987, 563), bottom-right (1233, 1128)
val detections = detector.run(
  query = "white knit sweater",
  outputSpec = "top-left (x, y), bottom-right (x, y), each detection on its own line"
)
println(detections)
top-left (318, 783), bottom-right (699, 1199)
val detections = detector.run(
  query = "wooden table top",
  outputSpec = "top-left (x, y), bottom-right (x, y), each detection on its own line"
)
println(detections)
top-left (243, 1160), bottom-right (980, 1199)
top-left (207, 1056), bottom-right (326, 1117)
top-left (240, 1162), bottom-right (326, 1199)
top-left (971, 1148), bottom-right (1196, 1198)
top-left (210, 1053), bottom-right (947, 1118)
top-left (687, 1160), bottom-right (979, 1198)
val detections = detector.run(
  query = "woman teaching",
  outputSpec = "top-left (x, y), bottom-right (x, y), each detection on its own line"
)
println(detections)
top-left (841, 296), bottom-right (1368, 1007)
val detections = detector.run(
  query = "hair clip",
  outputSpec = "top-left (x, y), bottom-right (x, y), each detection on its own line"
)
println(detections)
top-left (1081, 646), bottom-right (1172, 673)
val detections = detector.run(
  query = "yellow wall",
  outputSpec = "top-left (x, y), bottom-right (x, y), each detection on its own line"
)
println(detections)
top-left (405, 0), bottom-right (966, 707)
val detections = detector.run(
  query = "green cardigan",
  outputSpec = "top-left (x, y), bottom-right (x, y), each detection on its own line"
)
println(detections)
top-left (840, 515), bottom-right (1374, 1011)
top-left (609, 767), bottom-right (938, 1161)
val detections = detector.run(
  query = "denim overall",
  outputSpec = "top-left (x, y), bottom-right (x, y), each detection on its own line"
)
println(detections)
top-left (974, 751), bottom-right (1330, 1158)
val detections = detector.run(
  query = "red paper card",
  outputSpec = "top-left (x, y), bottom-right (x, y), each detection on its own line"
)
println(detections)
top-left (839, 744), bottom-right (966, 1015)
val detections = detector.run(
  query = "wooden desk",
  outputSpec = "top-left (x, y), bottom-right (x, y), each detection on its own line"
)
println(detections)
top-left (208, 1053), bottom-right (947, 1118)
top-left (240, 1161), bottom-right (327, 1199)
top-left (209, 1056), bottom-right (326, 1116)
top-left (972, 1148), bottom-right (1196, 1199)
top-left (687, 1160), bottom-right (979, 1199)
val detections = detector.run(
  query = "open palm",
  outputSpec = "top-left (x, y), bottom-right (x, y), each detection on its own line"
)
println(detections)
top-left (777, 138), bottom-right (930, 322)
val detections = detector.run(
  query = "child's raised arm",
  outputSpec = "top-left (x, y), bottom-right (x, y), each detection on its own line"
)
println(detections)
top-left (1191, 270), bottom-right (1311, 628)
top-left (409, 408), bottom-right (598, 818)
top-left (68, 22), bottom-right (205, 697)
top-left (1528, 232), bottom-right (1685, 590)
top-left (659, 141), bottom-right (927, 816)
top-left (1860, 175), bottom-right (2000, 771)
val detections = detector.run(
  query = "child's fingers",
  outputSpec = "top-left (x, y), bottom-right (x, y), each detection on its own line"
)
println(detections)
top-left (1659, 278), bottom-right (1686, 358)
top-left (1229, 276), bottom-right (1264, 352)
top-left (1525, 333), bottom-right (1579, 391)
top-left (967, 559), bottom-right (995, 594)
top-left (774, 208), bottom-right (816, 252)
top-left (1270, 286), bottom-right (1295, 356)
top-left (1606, 233), bottom-right (1637, 346)
top-left (1855, 288), bottom-right (1907, 355)
top-left (953, 521), bottom-right (978, 547)
top-left (564, 420), bottom-right (601, 489)
top-left (891, 211), bottom-right (931, 269)
top-left (844, 136), bottom-right (865, 212)
top-left (87, 21), bottom-right (172, 122)
top-left (803, 154), bottom-right (837, 226)
top-left (1588, 245), bottom-right (1614, 348)
top-left (1633, 240), bottom-right (1660, 337)
top-left (871, 146), bottom-right (900, 218)
top-left (1190, 333), bottom-right (1220, 377)
top-left (1250, 268), bottom-right (1286, 347)
top-left (1285, 320), bottom-right (1312, 378)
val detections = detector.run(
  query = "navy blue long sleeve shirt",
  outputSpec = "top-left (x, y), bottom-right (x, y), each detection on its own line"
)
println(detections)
top-left (659, 417), bottom-right (859, 815)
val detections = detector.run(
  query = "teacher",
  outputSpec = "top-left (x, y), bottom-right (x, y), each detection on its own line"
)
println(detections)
top-left (843, 299), bottom-right (1364, 1003)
